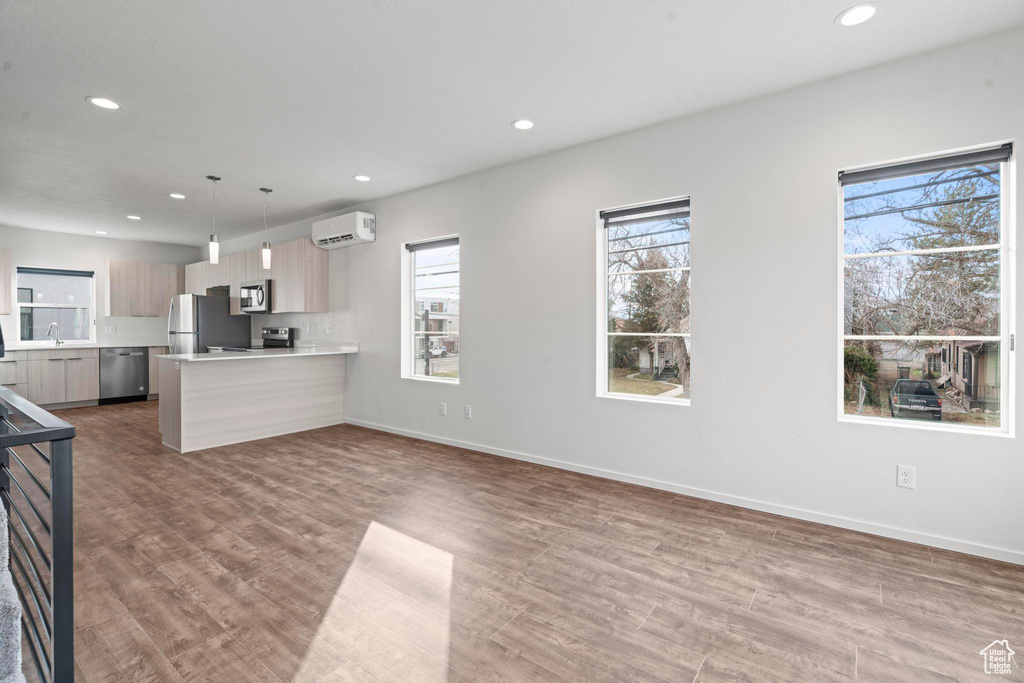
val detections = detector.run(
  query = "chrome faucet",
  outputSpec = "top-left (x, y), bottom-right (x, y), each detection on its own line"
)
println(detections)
top-left (47, 322), bottom-right (63, 346)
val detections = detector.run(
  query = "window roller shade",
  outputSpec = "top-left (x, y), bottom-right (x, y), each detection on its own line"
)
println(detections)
top-left (16, 267), bottom-right (94, 277)
top-left (601, 198), bottom-right (690, 224)
top-left (839, 144), bottom-right (1012, 186)
top-left (406, 237), bottom-right (459, 252)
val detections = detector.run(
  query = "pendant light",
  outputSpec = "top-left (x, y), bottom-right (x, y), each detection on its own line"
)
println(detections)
top-left (206, 175), bottom-right (222, 264)
top-left (260, 187), bottom-right (273, 270)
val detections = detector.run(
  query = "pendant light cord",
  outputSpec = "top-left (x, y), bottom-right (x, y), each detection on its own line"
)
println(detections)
top-left (260, 187), bottom-right (273, 237)
top-left (206, 175), bottom-right (221, 234)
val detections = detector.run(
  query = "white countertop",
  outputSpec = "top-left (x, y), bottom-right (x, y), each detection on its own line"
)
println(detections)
top-left (5, 339), bottom-right (170, 351)
top-left (158, 343), bottom-right (359, 362)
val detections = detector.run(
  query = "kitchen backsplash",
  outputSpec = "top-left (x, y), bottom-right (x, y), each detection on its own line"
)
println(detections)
top-left (249, 311), bottom-right (354, 344)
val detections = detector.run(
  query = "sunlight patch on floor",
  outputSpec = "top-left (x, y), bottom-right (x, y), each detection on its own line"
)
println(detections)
top-left (293, 521), bottom-right (454, 681)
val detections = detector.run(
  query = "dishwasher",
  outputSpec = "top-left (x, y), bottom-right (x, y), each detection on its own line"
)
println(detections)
top-left (99, 347), bottom-right (149, 404)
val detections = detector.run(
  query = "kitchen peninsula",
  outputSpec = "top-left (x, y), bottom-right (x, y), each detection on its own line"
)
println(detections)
top-left (157, 344), bottom-right (357, 452)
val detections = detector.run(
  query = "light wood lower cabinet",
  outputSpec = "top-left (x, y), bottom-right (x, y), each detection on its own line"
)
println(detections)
top-left (1, 352), bottom-right (28, 399)
top-left (0, 357), bottom-right (27, 385)
top-left (27, 359), bottom-right (67, 405)
top-left (65, 357), bottom-right (100, 402)
top-left (148, 347), bottom-right (168, 395)
top-left (1, 384), bottom-right (28, 398)
top-left (20, 349), bottom-right (100, 405)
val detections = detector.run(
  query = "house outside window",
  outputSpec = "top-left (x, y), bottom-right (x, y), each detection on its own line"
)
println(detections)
top-left (15, 267), bottom-right (96, 343)
top-left (597, 197), bottom-right (690, 403)
top-left (401, 236), bottom-right (459, 382)
top-left (839, 144), bottom-right (1013, 434)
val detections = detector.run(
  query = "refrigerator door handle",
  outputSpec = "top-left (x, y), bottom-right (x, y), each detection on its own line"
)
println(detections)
top-left (167, 297), bottom-right (175, 349)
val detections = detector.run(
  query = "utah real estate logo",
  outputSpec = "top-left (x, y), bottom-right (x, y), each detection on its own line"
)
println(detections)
top-left (980, 640), bottom-right (1016, 675)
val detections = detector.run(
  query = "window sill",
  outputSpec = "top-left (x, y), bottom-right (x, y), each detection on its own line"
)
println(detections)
top-left (838, 414), bottom-right (1012, 438)
top-left (598, 392), bottom-right (690, 406)
top-left (402, 375), bottom-right (460, 385)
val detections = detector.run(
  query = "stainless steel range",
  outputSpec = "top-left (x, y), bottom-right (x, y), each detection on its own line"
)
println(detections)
top-left (261, 327), bottom-right (295, 348)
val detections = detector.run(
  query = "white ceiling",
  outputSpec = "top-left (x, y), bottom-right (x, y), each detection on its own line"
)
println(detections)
top-left (2, 1), bottom-right (1022, 247)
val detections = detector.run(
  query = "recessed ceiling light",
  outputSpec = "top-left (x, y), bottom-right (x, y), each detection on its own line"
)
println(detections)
top-left (86, 96), bottom-right (121, 110)
top-left (169, 193), bottom-right (186, 199)
top-left (126, 215), bottom-right (141, 220)
top-left (835, 3), bottom-right (878, 26)
top-left (95, 230), bottom-right (108, 235)
top-left (353, 175), bottom-right (371, 182)
top-left (511, 119), bottom-right (534, 130)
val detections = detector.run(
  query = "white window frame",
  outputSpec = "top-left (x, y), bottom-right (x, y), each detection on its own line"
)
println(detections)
top-left (400, 234), bottom-right (460, 384)
top-left (15, 266), bottom-right (98, 346)
top-left (835, 143), bottom-right (1015, 438)
top-left (596, 196), bottom-right (691, 406)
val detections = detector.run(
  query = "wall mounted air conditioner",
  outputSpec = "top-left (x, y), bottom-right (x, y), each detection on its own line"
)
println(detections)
top-left (312, 211), bottom-right (376, 249)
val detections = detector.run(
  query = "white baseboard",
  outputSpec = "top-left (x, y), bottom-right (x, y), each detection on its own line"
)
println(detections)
top-left (345, 417), bottom-right (1024, 566)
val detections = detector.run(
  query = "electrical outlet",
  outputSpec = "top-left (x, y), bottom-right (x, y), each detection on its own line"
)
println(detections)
top-left (897, 465), bottom-right (916, 489)
top-left (305, 323), bottom-right (311, 333)
top-left (440, 402), bottom-right (447, 416)
top-left (464, 405), bottom-right (472, 419)
top-left (325, 323), bottom-right (332, 333)
top-left (104, 325), bottom-right (116, 333)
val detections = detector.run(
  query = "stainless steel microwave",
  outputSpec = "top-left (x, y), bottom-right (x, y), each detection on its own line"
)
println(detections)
top-left (240, 279), bottom-right (271, 313)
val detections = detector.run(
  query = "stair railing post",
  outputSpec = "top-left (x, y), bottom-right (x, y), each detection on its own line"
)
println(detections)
top-left (49, 437), bottom-right (73, 682)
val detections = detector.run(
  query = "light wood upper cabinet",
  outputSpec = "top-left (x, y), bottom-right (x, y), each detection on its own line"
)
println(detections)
top-left (109, 260), bottom-right (184, 317)
top-left (303, 239), bottom-right (329, 313)
top-left (129, 260), bottom-right (147, 316)
top-left (228, 251), bottom-right (258, 315)
top-left (270, 238), bottom-right (328, 313)
top-left (184, 261), bottom-right (199, 295)
top-left (153, 263), bottom-right (184, 318)
top-left (108, 259), bottom-right (132, 317)
top-left (207, 259), bottom-right (229, 288)
top-left (0, 248), bottom-right (10, 315)
top-left (185, 259), bottom-right (230, 297)
top-left (186, 239), bottom-right (327, 314)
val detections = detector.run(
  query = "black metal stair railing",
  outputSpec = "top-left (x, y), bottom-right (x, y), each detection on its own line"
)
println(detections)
top-left (0, 387), bottom-right (74, 683)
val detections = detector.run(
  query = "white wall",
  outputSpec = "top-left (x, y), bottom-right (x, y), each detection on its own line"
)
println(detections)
top-left (0, 224), bottom-right (201, 343)
top-left (221, 28), bottom-right (1024, 561)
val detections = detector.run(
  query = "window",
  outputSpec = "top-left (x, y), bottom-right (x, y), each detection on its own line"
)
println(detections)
top-left (598, 197), bottom-right (690, 403)
top-left (839, 144), bottom-right (1013, 433)
top-left (402, 236), bottom-right (459, 381)
top-left (15, 267), bottom-right (96, 343)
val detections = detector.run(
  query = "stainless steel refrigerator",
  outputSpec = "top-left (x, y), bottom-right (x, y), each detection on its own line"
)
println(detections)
top-left (167, 295), bottom-right (250, 354)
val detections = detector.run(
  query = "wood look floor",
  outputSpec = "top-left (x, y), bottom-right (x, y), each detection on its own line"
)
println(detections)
top-left (28, 401), bottom-right (1024, 681)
